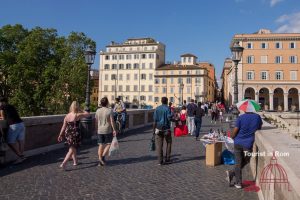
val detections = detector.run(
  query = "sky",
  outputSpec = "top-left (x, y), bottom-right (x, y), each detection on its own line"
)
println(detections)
top-left (1, 0), bottom-right (300, 84)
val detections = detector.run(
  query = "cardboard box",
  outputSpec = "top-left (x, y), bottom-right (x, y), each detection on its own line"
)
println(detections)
top-left (205, 142), bottom-right (222, 166)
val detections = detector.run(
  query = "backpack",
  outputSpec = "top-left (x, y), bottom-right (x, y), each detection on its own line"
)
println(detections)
top-left (180, 113), bottom-right (186, 121)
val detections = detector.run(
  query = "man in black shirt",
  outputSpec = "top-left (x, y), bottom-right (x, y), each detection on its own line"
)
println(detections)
top-left (0, 97), bottom-right (26, 163)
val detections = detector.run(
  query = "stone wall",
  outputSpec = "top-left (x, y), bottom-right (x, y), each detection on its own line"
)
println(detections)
top-left (3, 109), bottom-right (154, 162)
top-left (250, 122), bottom-right (300, 200)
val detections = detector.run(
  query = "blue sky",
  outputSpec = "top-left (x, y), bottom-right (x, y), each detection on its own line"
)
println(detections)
top-left (1, 0), bottom-right (300, 83)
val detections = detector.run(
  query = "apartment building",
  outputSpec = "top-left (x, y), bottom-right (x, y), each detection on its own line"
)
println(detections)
top-left (99, 38), bottom-right (165, 106)
top-left (228, 29), bottom-right (300, 111)
top-left (90, 69), bottom-right (99, 106)
top-left (220, 58), bottom-right (232, 106)
top-left (154, 54), bottom-right (215, 106)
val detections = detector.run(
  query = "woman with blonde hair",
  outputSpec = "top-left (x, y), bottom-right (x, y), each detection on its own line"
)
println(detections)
top-left (58, 101), bottom-right (90, 169)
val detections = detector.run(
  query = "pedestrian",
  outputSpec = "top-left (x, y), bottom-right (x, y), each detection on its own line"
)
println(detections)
top-left (219, 108), bottom-right (224, 123)
top-left (0, 97), bottom-right (26, 164)
top-left (194, 102), bottom-right (205, 140)
top-left (179, 105), bottom-right (187, 125)
top-left (211, 103), bottom-right (218, 124)
top-left (57, 101), bottom-right (90, 169)
top-left (113, 97), bottom-right (126, 129)
top-left (186, 99), bottom-right (197, 135)
top-left (226, 111), bottom-right (262, 189)
top-left (95, 97), bottom-right (117, 166)
top-left (153, 97), bottom-right (173, 165)
top-left (204, 102), bottom-right (209, 116)
top-left (183, 100), bottom-right (187, 107)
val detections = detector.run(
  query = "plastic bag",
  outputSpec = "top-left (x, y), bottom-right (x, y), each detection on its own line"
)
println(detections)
top-left (222, 149), bottom-right (235, 165)
top-left (109, 136), bottom-right (119, 156)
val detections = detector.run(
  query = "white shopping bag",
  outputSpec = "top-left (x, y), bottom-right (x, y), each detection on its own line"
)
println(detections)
top-left (224, 136), bottom-right (234, 152)
top-left (109, 136), bottom-right (119, 156)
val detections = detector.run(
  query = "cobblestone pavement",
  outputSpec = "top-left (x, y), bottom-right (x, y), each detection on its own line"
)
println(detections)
top-left (0, 115), bottom-right (258, 200)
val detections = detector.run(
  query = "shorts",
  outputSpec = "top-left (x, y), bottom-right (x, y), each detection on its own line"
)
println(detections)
top-left (97, 133), bottom-right (113, 145)
top-left (7, 122), bottom-right (25, 144)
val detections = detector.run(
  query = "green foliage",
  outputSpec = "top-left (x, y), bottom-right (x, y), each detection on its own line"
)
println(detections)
top-left (0, 24), bottom-right (96, 116)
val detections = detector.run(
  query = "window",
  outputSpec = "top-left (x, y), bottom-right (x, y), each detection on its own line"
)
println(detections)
top-left (275, 71), bottom-right (283, 80)
top-left (170, 77), bottom-right (174, 84)
top-left (105, 74), bottom-right (108, 80)
top-left (171, 71), bottom-right (174, 75)
top-left (104, 64), bottom-right (110, 69)
top-left (119, 55), bottom-right (124, 60)
top-left (187, 87), bottom-right (191, 93)
top-left (141, 54), bottom-right (146, 59)
top-left (187, 70), bottom-right (190, 75)
top-left (179, 71), bottom-right (182, 75)
top-left (261, 71), bottom-right (268, 80)
top-left (149, 85), bottom-right (153, 92)
top-left (195, 78), bottom-right (201, 83)
top-left (275, 42), bottom-right (282, 49)
top-left (178, 77), bottom-right (182, 84)
top-left (186, 77), bottom-right (191, 84)
top-left (149, 54), bottom-right (154, 59)
top-left (163, 71), bottom-right (166, 75)
top-left (247, 71), bottom-right (254, 80)
top-left (183, 57), bottom-right (186, 62)
top-left (126, 54), bottom-right (132, 60)
top-left (104, 85), bottom-right (108, 92)
top-left (111, 95), bottom-right (115, 101)
top-left (290, 71), bottom-right (297, 80)
top-left (126, 74), bottom-right (130, 80)
top-left (170, 97), bottom-right (174, 103)
top-left (112, 64), bottom-right (117, 69)
top-left (111, 74), bottom-right (116, 80)
top-left (141, 85), bottom-right (145, 92)
top-left (134, 85), bottom-right (138, 91)
top-left (141, 74), bottom-right (146, 80)
top-left (290, 42), bottom-right (296, 49)
top-left (126, 96), bottom-right (130, 101)
top-left (149, 73), bottom-right (153, 80)
top-left (275, 56), bottom-right (282, 64)
top-left (162, 87), bottom-right (167, 93)
top-left (247, 42), bottom-right (253, 49)
top-left (188, 57), bottom-right (191, 63)
top-left (247, 56), bottom-right (254, 64)
top-left (111, 85), bottom-right (115, 92)
top-left (119, 74), bottom-right (123, 81)
top-left (134, 74), bottom-right (138, 80)
top-left (261, 42), bottom-right (268, 49)
top-left (154, 97), bottom-right (159, 102)
top-left (170, 87), bottom-right (174, 93)
top-left (290, 56), bottom-right (297, 64)
top-left (149, 63), bottom-right (153, 69)
top-left (155, 78), bottom-right (160, 84)
top-left (133, 63), bottom-right (139, 69)
top-left (134, 54), bottom-right (139, 59)
top-left (119, 85), bottom-right (123, 92)
top-left (261, 56), bottom-right (268, 64)
top-left (119, 64), bottom-right (124, 69)
top-left (112, 55), bottom-right (117, 60)
top-left (126, 85), bottom-right (130, 92)
top-left (105, 55), bottom-right (110, 60)
top-left (148, 96), bottom-right (153, 102)
top-left (155, 87), bottom-right (159, 93)
top-left (140, 96), bottom-right (146, 101)
top-left (126, 63), bottom-right (131, 69)
top-left (142, 63), bottom-right (145, 69)
top-left (162, 78), bottom-right (166, 84)
top-left (196, 70), bottom-right (201, 75)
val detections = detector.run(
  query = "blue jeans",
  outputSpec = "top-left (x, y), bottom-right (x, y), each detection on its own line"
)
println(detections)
top-left (114, 112), bottom-right (126, 129)
top-left (7, 122), bottom-right (25, 144)
top-left (194, 117), bottom-right (202, 138)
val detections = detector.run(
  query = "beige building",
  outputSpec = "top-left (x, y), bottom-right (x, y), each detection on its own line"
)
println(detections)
top-left (226, 29), bottom-right (300, 111)
top-left (154, 54), bottom-right (215, 106)
top-left (98, 38), bottom-right (165, 106)
top-left (90, 69), bottom-right (99, 106)
top-left (220, 58), bottom-right (232, 106)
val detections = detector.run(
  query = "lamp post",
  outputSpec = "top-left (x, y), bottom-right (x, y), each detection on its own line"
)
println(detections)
top-left (81, 45), bottom-right (96, 142)
top-left (230, 41), bottom-right (244, 119)
top-left (180, 83), bottom-right (184, 105)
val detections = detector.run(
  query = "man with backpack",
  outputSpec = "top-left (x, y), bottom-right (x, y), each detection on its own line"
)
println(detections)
top-left (186, 99), bottom-right (197, 135)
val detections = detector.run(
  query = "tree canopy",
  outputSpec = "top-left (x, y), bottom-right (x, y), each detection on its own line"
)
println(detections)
top-left (0, 24), bottom-right (96, 116)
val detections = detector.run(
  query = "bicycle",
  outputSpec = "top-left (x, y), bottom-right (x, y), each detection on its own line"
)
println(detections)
top-left (115, 113), bottom-right (124, 134)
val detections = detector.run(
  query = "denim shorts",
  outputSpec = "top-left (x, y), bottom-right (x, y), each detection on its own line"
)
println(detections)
top-left (7, 122), bottom-right (25, 144)
top-left (97, 134), bottom-right (113, 145)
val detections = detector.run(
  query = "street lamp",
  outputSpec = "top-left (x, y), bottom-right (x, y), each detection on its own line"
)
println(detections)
top-left (81, 45), bottom-right (96, 142)
top-left (230, 41), bottom-right (244, 119)
top-left (180, 83), bottom-right (184, 105)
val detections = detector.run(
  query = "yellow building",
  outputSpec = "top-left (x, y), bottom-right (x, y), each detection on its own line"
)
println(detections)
top-left (154, 54), bottom-right (215, 107)
top-left (229, 29), bottom-right (300, 111)
top-left (221, 58), bottom-right (232, 106)
top-left (98, 38), bottom-right (165, 107)
top-left (90, 69), bottom-right (99, 106)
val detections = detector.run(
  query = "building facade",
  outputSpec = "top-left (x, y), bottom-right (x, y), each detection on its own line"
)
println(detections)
top-left (98, 38), bottom-right (165, 106)
top-left (220, 58), bottom-right (232, 107)
top-left (229, 29), bottom-right (300, 111)
top-left (154, 54), bottom-right (215, 106)
top-left (90, 69), bottom-right (99, 106)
